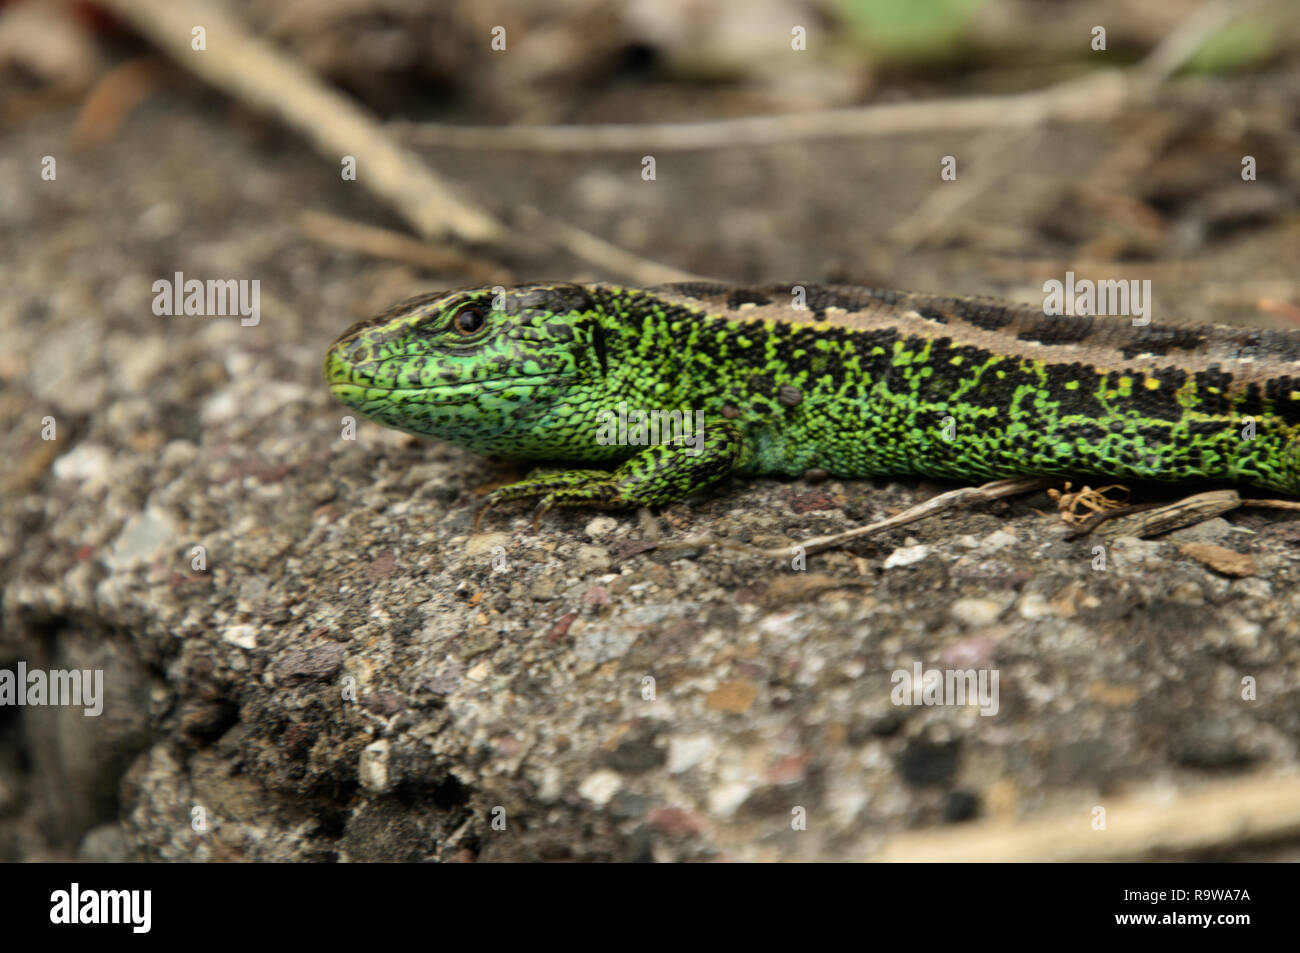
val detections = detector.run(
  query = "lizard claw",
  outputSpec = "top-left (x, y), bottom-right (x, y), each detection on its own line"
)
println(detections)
top-left (531, 495), bottom-right (556, 532)
top-left (472, 494), bottom-right (497, 532)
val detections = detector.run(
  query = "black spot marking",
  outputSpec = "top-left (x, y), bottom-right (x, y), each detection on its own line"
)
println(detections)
top-left (1044, 362), bottom-right (1108, 418)
top-left (1149, 365), bottom-right (1188, 391)
top-left (1018, 314), bottom-right (1094, 345)
top-left (727, 289), bottom-right (773, 308)
top-left (779, 285), bottom-right (864, 316)
top-left (518, 285), bottom-right (594, 317)
top-left (538, 322), bottom-right (576, 343)
top-left (1193, 366), bottom-right (1236, 416)
top-left (952, 297), bottom-right (1017, 331)
top-left (1264, 376), bottom-right (1300, 426)
top-left (1129, 371), bottom-right (1185, 422)
top-left (1119, 325), bottom-right (1205, 359)
top-left (956, 355), bottom-right (1039, 410)
top-left (654, 282), bottom-right (733, 301)
top-left (1240, 381), bottom-right (1265, 417)
top-left (917, 306), bottom-right (948, 324)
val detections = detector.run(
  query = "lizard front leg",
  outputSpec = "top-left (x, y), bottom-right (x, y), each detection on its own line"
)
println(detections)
top-left (474, 420), bottom-right (744, 529)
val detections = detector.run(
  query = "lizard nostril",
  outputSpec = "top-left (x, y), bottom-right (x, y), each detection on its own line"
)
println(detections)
top-left (324, 337), bottom-right (370, 385)
top-left (327, 336), bottom-right (372, 365)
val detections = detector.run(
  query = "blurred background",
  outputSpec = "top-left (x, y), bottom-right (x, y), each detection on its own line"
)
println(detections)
top-left (4, 0), bottom-right (1298, 309)
top-left (2, 0), bottom-right (1299, 862)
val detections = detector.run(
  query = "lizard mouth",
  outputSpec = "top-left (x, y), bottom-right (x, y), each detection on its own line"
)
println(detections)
top-left (328, 375), bottom-right (566, 404)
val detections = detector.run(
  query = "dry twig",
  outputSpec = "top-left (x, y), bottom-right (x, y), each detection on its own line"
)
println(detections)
top-left (98, 0), bottom-right (503, 245)
top-left (396, 0), bottom-right (1268, 155)
top-left (876, 772), bottom-right (1300, 862)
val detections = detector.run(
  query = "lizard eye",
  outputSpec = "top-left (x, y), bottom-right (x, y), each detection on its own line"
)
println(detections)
top-left (451, 305), bottom-right (486, 336)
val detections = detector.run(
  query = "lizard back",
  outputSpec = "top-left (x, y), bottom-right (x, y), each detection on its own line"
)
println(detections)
top-left (604, 282), bottom-right (1300, 493)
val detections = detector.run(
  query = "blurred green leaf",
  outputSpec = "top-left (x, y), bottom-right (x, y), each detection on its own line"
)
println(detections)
top-left (1181, 19), bottom-right (1274, 74)
top-left (834, 0), bottom-right (989, 62)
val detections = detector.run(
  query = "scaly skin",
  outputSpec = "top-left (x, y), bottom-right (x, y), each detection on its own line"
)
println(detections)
top-left (324, 282), bottom-right (1300, 521)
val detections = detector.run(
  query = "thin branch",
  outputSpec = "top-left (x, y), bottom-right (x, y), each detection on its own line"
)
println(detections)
top-left (530, 212), bottom-right (700, 285)
top-left (98, 0), bottom-right (701, 283)
top-left (395, 0), bottom-right (1268, 155)
top-left (765, 478), bottom-right (1051, 557)
top-left (876, 772), bottom-right (1300, 862)
top-left (296, 210), bottom-right (513, 285)
top-left (1136, 0), bottom-right (1267, 87)
top-left (396, 72), bottom-right (1130, 153)
top-left (634, 477), bottom-right (1052, 561)
top-left (98, 0), bottom-right (505, 245)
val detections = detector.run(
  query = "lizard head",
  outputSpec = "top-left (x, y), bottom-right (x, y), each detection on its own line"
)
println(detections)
top-left (324, 284), bottom-right (608, 453)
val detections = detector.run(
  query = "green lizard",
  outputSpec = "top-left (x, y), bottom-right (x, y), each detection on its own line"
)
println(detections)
top-left (324, 282), bottom-right (1300, 524)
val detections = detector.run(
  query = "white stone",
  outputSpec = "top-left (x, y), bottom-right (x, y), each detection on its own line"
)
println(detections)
top-left (578, 769), bottom-right (622, 807)
top-left (883, 544), bottom-right (930, 569)
top-left (667, 735), bottom-right (715, 774)
top-left (950, 598), bottom-right (1002, 626)
top-left (360, 739), bottom-right (391, 793)
top-left (222, 625), bottom-right (257, 650)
